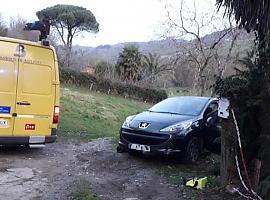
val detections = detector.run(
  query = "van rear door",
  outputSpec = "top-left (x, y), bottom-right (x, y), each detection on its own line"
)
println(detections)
top-left (0, 41), bottom-right (18, 136)
top-left (13, 44), bottom-right (55, 137)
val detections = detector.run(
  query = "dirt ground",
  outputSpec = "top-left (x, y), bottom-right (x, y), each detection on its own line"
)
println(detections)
top-left (0, 138), bottom-right (242, 200)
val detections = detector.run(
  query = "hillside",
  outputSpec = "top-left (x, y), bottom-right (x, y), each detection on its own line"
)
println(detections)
top-left (68, 29), bottom-right (254, 65)
top-left (71, 38), bottom-right (187, 64)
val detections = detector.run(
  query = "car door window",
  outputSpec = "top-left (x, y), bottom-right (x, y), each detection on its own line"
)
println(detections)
top-left (204, 101), bottom-right (219, 124)
top-left (204, 103), bottom-right (215, 117)
top-left (208, 102), bottom-right (218, 113)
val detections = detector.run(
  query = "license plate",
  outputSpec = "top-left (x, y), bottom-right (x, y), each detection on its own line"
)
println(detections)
top-left (129, 143), bottom-right (150, 152)
top-left (0, 119), bottom-right (8, 128)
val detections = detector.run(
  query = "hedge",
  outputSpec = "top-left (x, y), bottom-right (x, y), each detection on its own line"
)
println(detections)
top-left (60, 68), bottom-right (168, 103)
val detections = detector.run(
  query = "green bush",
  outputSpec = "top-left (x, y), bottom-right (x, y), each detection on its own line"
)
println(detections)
top-left (60, 68), bottom-right (167, 103)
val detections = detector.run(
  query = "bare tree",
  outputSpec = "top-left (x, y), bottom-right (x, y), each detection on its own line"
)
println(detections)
top-left (172, 59), bottom-right (195, 88)
top-left (0, 14), bottom-right (7, 36)
top-left (94, 60), bottom-right (116, 80)
top-left (7, 16), bottom-right (39, 41)
top-left (162, 0), bottom-right (238, 95)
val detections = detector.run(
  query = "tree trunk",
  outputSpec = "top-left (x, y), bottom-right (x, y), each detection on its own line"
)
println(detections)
top-left (252, 159), bottom-right (261, 192)
top-left (220, 116), bottom-right (237, 186)
top-left (64, 46), bottom-right (72, 68)
top-left (193, 68), bottom-right (205, 95)
top-left (256, 38), bottom-right (270, 198)
top-left (257, 96), bottom-right (270, 198)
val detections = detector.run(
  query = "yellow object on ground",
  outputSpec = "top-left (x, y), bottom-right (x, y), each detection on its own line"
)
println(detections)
top-left (185, 177), bottom-right (208, 189)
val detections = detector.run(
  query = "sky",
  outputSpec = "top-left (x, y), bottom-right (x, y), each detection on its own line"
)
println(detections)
top-left (0, 0), bottom-right (224, 47)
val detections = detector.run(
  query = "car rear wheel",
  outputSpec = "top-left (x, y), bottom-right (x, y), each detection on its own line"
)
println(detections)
top-left (184, 137), bottom-right (202, 163)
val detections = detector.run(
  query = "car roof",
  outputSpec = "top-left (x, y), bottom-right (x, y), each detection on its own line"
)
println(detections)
top-left (168, 96), bottom-right (217, 101)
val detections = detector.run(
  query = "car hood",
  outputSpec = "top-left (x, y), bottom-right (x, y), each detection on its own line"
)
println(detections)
top-left (129, 111), bottom-right (196, 132)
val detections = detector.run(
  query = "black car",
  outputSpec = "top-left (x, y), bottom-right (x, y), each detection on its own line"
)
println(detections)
top-left (117, 96), bottom-right (220, 163)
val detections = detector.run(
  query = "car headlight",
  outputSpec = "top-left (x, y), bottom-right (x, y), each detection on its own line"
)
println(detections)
top-left (122, 115), bottom-right (135, 128)
top-left (160, 120), bottom-right (193, 133)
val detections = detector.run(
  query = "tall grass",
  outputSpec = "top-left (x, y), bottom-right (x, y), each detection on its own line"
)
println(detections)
top-left (58, 86), bottom-right (150, 142)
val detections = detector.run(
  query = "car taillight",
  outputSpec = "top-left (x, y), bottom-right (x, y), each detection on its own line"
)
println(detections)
top-left (53, 106), bottom-right (60, 124)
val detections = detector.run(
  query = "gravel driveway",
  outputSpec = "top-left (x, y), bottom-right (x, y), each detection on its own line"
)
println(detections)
top-left (0, 138), bottom-right (240, 200)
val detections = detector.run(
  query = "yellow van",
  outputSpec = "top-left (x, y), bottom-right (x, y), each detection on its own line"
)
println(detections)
top-left (0, 37), bottom-right (60, 147)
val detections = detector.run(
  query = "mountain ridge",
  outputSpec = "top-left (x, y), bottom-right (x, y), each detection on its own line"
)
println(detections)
top-left (67, 29), bottom-right (253, 65)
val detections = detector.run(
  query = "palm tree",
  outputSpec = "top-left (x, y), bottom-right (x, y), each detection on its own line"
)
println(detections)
top-left (143, 53), bottom-right (162, 74)
top-left (216, 0), bottom-right (270, 44)
top-left (142, 53), bottom-right (171, 83)
top-left (115, 45), bottom-right (142, 81)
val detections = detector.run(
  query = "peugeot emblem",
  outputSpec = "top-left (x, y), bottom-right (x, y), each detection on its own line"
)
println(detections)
top-left (139, 122), bottom-right (150, 129)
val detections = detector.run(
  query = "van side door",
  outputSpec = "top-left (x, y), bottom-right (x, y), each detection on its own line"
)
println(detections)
top-left (13, 44), bottom-right (55, 137)
top-left (0, 41), bottom-right (19, 136)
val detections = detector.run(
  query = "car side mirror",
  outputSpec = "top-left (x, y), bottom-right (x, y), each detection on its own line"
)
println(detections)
top-left (205, 117), bottom-right (213, 127)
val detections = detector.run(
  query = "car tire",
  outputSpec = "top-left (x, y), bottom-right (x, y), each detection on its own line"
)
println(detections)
top-left (184, 137), bottom-right (202, 163)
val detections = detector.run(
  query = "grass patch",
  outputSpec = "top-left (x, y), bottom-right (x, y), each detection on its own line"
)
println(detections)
top-left (156, 154), bottom-right (222, 189)
top-left (58, 86), bottom-right (150, 142)
top-left (71, 180), bottom-right (99, 200)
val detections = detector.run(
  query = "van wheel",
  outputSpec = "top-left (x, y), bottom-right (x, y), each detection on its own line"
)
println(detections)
top-left (184, 137), bottom-right (201, 163)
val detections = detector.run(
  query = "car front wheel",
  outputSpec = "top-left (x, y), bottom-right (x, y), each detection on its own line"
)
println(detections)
top-left (184, 137), bottom-right (202, 163)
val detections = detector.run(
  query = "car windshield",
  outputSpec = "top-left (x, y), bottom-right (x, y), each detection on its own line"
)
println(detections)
top-left (148, 97), bottom-right (209, 116)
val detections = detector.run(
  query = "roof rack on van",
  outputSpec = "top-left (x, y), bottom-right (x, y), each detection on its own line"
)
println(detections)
top-left (24, 17), bottom-right (51, 42)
